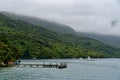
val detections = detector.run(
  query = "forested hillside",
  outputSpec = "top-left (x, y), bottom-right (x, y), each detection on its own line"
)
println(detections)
top-left (78, 32), bottom-right (120, 48)
top-left (4, 12), bottom-right (120, 49)
top-left (1, 12), bottom-right (120, 61)
top-left (2, 12), bottom-right (76, 34)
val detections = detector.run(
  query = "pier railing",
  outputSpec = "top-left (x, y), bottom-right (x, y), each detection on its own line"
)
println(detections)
top-left (16, 62), bottom-right (67, 69)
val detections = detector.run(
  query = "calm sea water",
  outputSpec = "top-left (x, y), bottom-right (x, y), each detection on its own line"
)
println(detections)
top-left (0, 58), bottom-right (120, 80)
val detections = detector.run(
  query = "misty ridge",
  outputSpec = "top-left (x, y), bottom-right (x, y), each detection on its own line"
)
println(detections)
top-left (1, 11), bottom-right (120, 59)
top-left (1, 0), bottom-right (120, 59)
top-left (2, 11), bottom-right (120, 49)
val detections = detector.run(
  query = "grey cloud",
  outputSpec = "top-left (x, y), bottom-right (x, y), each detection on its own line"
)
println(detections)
top-left (0, 0), bottom-right (120, 35)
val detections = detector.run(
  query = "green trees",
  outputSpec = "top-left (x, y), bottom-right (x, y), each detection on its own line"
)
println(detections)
top-left (0, 12), bottom-right (120, 60)
top-left (0, 37), bottom-right (19, 63)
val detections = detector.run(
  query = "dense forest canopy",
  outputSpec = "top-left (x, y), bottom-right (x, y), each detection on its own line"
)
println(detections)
top-left (0, 12), bottom-right (120, 63)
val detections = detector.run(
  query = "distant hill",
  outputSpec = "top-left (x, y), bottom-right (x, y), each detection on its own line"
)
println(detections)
top-left (1, 12), bottom-right (76, 34)
top-left (78, 32), bottom-right (120, 48)
top-left (1, 12), bottom-right (120, 61)
top-left (3, 12), bottom-right (120, 49)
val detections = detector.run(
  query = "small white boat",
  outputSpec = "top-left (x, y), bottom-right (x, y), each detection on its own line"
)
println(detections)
top-left (79, 57), bottom-right (83, 60)
top-left (33, 57), bottom-right (36, 60)
top-left (87, 56), bottom-right (94, 61)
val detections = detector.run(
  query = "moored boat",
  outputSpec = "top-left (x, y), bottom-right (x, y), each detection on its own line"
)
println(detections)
top-left (87, 56), bottom-right (94, 61)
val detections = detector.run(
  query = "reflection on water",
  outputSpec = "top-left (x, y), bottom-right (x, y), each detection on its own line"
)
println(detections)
top-left (0, 59), bottom-right (120, 80)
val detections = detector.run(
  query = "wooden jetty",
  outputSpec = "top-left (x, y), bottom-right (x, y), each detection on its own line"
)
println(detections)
top-left (16, 62), bottom-right (67, 69)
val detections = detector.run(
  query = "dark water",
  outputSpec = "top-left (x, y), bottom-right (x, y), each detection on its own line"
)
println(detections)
top-left (0, 59), bottom-right (120, 80)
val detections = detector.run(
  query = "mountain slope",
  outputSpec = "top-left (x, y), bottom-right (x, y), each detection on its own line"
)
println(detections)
top-left (78, 32), bottom-right (120, 48)
top-left (2, 12), bottom-right (120, 49)
top-left (1, 12), bottom-right (76, 34)
top-left (1, 12), bottom-right (120, 60)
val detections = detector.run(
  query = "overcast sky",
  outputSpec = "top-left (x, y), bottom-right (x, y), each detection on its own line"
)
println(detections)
top-left (0, 0), bottom-right (120, 35)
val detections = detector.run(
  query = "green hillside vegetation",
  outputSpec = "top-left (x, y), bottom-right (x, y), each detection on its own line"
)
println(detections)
top-left (78, 32), bottom-right (120, 48)
top-left (2, 12), bottom-right (76, 34)
top-left (4, 12), bottom-right (120, 49)
top-left (1, 13), bottom-right (120, 62)
top-left (0, 35), bottom-right (19, 63)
